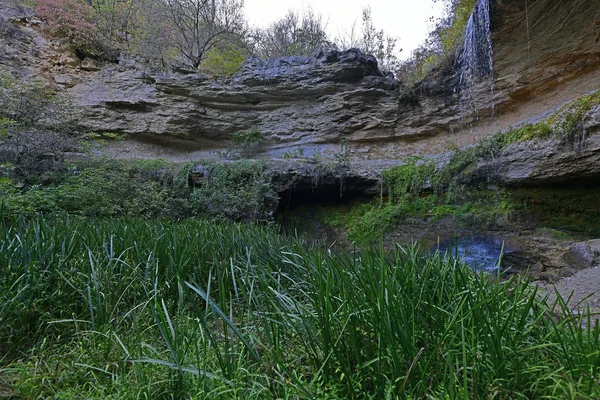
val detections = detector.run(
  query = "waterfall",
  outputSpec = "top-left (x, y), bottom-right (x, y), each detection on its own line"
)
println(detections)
top-left (457, 0), bottom-right (495, 115)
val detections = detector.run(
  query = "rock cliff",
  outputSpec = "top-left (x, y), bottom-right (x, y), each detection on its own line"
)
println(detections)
top-left (1, 0), bottom-right (598, 163)
top-left (476, 107), bottom-right (600, 187)
top-left (67, 50), bottom-right (399, 157)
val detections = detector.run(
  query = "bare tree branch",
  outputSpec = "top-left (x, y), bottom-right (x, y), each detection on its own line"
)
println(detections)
top-left (162, 0), bottom-right (245, 68)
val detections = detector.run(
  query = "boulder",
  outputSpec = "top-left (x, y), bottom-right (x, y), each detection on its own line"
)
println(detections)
top-left (565, 242), bottom-right (597, 270)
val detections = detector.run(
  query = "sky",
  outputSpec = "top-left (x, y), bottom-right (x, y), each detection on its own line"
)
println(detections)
top-left (244, 0), bottom-right (445, 60)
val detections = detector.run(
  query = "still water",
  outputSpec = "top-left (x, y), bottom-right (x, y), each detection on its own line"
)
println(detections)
top-left (438, 236), bottom-right (504, 272)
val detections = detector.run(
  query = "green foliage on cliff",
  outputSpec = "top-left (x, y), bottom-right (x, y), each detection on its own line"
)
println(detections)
top-left (471, 90), bottom-right (600, 157)
top-left (438, 0), bottom-right (478, 53)
top-left (383, 157), bottom-right (435, 201)
top-left (0, 158), bottom-right (276, 222)
top-left (0, 74), bottom-right (81, 182)
top-left (224, 129), bottom-right (264, 159)
top-left (432, 90), bottom-right (600, 183)
top-left (326, 190), bottom-right (512, 244)
top-left (199, 41), bottom-right (248, 77)
top-left (191, 160), bottom-right (277, 222)
top-left (0, 117), bottom-right (16, 138)
top-left (0, 73), bottom-right (73, 130)
top-left (324, 150), bottom-right (505, 243)
top-left (398, 0), bottom-right (478, 84)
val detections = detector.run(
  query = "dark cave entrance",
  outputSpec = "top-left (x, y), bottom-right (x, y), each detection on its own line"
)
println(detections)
top-left (275, 174), bottom-right (380, 243)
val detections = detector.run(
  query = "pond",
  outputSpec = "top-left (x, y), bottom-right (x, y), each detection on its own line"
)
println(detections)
top-left (437, 236), bottom-right (505, 272)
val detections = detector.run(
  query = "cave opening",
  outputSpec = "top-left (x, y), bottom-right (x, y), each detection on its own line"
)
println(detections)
top-left (275, 176), bottom-right (379, 242)
top-left (277, 184), bottom-right (372, 212)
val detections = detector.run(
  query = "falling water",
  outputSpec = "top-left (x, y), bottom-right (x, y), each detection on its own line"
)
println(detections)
top-left (457, 0), bottom-right (495, 116)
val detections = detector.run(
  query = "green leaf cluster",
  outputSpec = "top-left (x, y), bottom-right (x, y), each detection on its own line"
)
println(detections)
top-left (199, 42), bottom-right (248, 77)
top-left (191, 160), bottom-right (277, 222)
top-left (224, 129), bottom-right (264, 159)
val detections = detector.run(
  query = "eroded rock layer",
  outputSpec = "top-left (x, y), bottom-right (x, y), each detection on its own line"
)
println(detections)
top-left (68, 50), bottom-right (399, 154)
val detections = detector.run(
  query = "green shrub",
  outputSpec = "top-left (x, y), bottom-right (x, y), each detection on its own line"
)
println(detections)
top-left (382, 157), bottom-right (435, 202)
top-left (224, 129), bottom-right (264, 159)
top-left (0, 158), bottom-right (283, 223)
top-left (199, 42), bottom-right (247, 77)
top-left (0, 160), bottom-right (192, 219)
top-left (0, 73), bottom-right (73, 130)
top-left (432, 148), bottom-right (477, 192)
top-left (473, 132), bottom-right (506, 159)
top-left (99, 131), bottom-right (126, 140)
top-left (510, 187), bottom-right (600, 238)
top-left (0, 74), bottom-right (79, 180)
top-left (191, 160), bottom-right (277, 222)
top-left (0, 117), bottom-right (16, 138)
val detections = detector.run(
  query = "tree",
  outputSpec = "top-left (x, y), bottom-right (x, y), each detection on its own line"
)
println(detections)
top-left (0, 74), bottom-right (78, 180)
top-left (90, 0), bottom-right (139, 47)
top-left (336, 7), bottom-right (401, 74)
top-left (36, 0), bottom-right (107, 58)
top-left (125, 0), bottom-right (179, 65)
top-left (397, 0), bottom-right (477, 84)
top-left (162, 0), bottom-right (245, 69)
top-left (249, 8), bottom-right (333, 58)
top-left (199, 36), bottom-right (247, 76)
top-left (359, 7), bottom-right (400, 73)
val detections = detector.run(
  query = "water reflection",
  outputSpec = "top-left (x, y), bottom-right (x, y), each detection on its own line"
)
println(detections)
top-left (438, 236), bottom-right (504, 272)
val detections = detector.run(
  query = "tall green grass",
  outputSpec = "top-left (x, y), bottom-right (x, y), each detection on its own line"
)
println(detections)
top-left (1, 215), bottom-right (599, 398)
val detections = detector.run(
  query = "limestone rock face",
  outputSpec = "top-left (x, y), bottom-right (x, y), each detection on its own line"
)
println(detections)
top-left (67, 49), bottom-right (399, 153)
top-left (68, 0), bottom-right (600, 158)
top-left (1, 0), bottom-right (599, 161)
top-left (475, 107), bottom-right (600, 186)
top-left (0, 2), bottom-right (38, 77)
top-left (265, 158), bottom-right (397, 196)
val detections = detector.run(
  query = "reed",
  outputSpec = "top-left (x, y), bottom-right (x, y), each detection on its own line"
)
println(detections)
top-left (1, 215), bottom-right (598, 398)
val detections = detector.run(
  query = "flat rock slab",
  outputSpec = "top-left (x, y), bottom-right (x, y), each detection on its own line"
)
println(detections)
top-left (536, 266), bottom-right (600, 314)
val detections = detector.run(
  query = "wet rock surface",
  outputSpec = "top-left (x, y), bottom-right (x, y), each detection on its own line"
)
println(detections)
top-left (536, 265), bottom-right (600, 315)
top-left (265, 159), bottom-right (397, 196)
